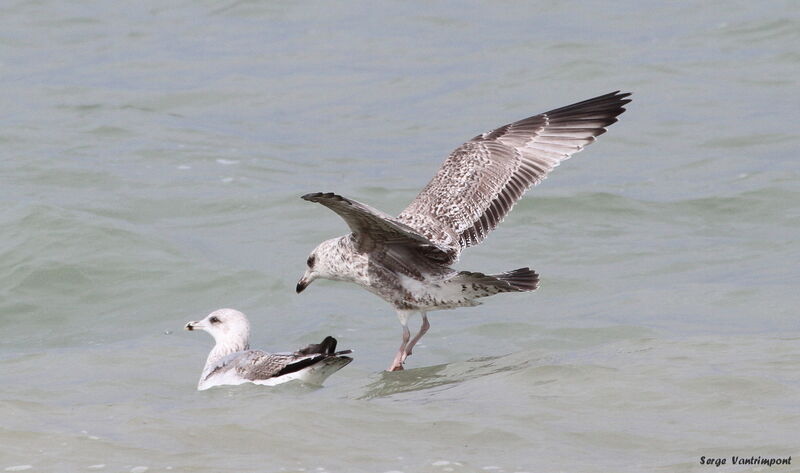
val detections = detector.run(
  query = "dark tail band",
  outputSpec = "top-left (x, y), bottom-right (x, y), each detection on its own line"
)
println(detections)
top-left (490, 267), bottom-right (540, 292)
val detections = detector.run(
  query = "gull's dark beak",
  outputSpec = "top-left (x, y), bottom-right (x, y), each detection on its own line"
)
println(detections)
top-left (296, 277), bottom-right (309, 294)
top-left (185, 321), bottom-right (197, 331)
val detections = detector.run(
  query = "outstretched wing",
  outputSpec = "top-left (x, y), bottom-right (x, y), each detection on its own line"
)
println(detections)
top-left (397, 91), bottom-right (631, 256)
top-left (301, 192), bottom-right (455, 262)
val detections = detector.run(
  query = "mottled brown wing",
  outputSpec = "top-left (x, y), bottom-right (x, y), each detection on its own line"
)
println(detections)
top-left (302, 192), bottom-right (455, 262)
top-left (396, 91), bottom-right (631, 255)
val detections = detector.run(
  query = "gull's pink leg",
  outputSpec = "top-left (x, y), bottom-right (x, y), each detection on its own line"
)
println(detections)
top-left (401, 312), bottom-right (429, 364)
top-left (388, 310), bottom-right (412, 371)
top-left (388, 324), bottom-right (410, 371)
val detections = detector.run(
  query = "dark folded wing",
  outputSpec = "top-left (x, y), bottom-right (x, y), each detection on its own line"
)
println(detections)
top-left (302, 192), bottom-right (456, 262)
top-left (397, 91), bottom-right (631, 254)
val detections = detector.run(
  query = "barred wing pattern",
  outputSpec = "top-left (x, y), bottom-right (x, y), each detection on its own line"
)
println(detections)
top-left (397, 91), bottom-right (631, 257)
top-left (302, 192), bottom-right (455, 262)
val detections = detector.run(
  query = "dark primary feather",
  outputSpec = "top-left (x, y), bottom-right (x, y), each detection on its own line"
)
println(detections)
top-left (296, 336), bottom-right (337, 355)
top-left (272, 353), bottom-right (328, 378)
top-left (397, 91), bottom-right (631, 255)
top-left (296, 336), bottom-right (353, 356)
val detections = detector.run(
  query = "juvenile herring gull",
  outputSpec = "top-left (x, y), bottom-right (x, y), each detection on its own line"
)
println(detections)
top-left (185, 308), bottom-right (352, 390)
top-left (297, 91), bottom-right (631, 371)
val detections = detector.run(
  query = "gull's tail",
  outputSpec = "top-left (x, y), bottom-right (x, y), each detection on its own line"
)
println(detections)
top-left (490, 267), bottom-right (540, 291)
top-left (291, 336), bottom-right (353, 386)
top-left (452, 267), bottom-right (540, 297)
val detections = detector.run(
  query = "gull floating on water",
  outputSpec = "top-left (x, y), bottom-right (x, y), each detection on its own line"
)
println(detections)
top-left (297, 91), bottom-right (631, 371)
top-left (185, 308), bottom-right (352, 390)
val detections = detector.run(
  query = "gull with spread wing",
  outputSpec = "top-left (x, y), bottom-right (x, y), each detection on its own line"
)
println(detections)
top-left (296, 91), bottom-right (631, 371)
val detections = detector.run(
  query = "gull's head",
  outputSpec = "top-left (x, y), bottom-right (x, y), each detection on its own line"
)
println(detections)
top-left (185, 308), bottom-right (251, 347)
top-left (297, 237), bottom-right (346, 294)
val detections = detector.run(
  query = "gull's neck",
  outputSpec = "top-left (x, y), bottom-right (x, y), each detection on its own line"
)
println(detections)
top-left (201, 334), bottom-right (250, 379)
top-left (329, 235), bottom-right (368, 283)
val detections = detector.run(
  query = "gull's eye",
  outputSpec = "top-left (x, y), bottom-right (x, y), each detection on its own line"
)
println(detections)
top-left (209, 316), bottom-right (221, 324)
top-left (307, 255), bottom-right (315, 268)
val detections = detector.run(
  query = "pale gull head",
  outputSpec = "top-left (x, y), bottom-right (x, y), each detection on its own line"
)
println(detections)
top-left (185, 308), bottom-right (250, 353)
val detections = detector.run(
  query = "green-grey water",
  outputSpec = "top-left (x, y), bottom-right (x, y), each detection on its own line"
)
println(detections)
top-left (2, 1), bottom-right (799, 472)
